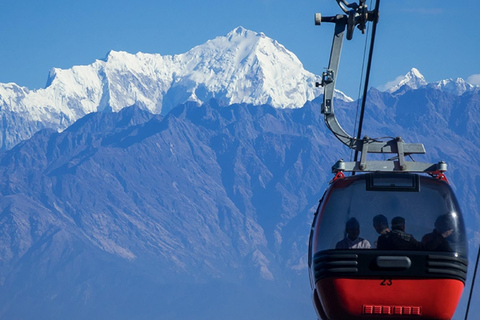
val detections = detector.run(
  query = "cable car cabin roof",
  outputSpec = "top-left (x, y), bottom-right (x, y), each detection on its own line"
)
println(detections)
top-left (312, 172), bottom-right (467, 260)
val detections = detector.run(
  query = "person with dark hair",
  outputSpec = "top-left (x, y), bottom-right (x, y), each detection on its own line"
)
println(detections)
top-left (373, 214), bottom-right (390, 234)
top-left (335, 217), bottom-right (371, 249)
top-left (421, 214), bottom-right (454, 252)
top-left (377, 216), bottom-right (422, 250)
top-left (373, 214), bottom-right (390, 248)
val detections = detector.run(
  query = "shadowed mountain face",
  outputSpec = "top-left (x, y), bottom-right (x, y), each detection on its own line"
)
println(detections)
top-left (0, 85), bottom-right (479, 319)
top-left (0, 100), bottom-right (345, 320)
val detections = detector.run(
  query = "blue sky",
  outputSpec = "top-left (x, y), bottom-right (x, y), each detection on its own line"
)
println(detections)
top-left (1, 0), bottom-right (479, 98)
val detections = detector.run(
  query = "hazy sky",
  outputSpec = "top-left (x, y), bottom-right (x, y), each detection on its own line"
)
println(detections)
top-left (1, 0), bottom-right (479, 98)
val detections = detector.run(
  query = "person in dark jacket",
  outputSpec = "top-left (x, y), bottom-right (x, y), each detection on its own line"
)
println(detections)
top-left (421, 214), bottom-right (454, 252)
top-left (377, 216), bottom-right (422, 250)
top-left (373, 214), bottom-right (390, 248)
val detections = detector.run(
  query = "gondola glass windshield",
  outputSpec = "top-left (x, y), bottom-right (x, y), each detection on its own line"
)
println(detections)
top-left (313, 173), bottom-right (467, 258)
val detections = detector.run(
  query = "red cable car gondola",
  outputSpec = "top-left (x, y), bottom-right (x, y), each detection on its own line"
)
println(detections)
top-left (308, 1), bottom-right (468, 319)
top-left (308, 172), bottom-right (468, 320)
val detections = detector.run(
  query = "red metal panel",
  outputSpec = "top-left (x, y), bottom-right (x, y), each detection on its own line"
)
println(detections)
top-left (315, 278), bottom-right (463, 319)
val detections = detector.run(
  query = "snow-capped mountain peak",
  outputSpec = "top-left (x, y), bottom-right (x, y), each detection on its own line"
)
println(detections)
top-left (381, 68), bottom-right (427, 93)
top-left (174, 26), bottom-right (320, 110)
top-left (0, 27), bottom-right (330, 149)
top-left (379, 68), bottom-right (478, 96)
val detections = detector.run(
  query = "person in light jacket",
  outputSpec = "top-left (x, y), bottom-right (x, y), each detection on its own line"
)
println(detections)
top-left (336, 217), bottom-right (371, 249)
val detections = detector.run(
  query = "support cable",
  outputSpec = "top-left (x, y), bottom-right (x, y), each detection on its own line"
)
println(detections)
top-left (351, 16), bottom-right (371, 163)
top-left (464, 242), bottom-right (480, 320)
top-left (353, 0), bottom-right (380, 163)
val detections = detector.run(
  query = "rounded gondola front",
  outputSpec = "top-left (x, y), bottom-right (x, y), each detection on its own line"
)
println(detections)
top-left (308, 173), bottom-right (467, 320)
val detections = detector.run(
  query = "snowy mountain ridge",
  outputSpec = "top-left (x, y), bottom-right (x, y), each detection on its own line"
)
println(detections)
top-left (380, 67), bottom-right (478, 95)
top-left (0, 27), bottom-right (336, 149)
top-left (1, 28), bottom-right (325, 120)
top-left (0, 27), bottom-right (478, 151)
top-left (383, 67), bottom-right (427, 93)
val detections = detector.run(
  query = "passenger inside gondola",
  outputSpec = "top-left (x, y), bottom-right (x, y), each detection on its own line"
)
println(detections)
top-left (372, 214), bottom-right (390, 248)
top-left (335, 217), bottom-right (371, 249)
top-left (421, 214), bottom-right (454, 252)
top-left (377, 216), bottom-right (422, 250)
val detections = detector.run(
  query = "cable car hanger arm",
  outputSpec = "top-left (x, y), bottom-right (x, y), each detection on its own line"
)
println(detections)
top-left (315, 1), bottom-right (447, 174)
top-left (315, 1), bottom-right (375, 150)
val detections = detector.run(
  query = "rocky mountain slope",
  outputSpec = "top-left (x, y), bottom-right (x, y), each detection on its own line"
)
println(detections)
top-left (0, 100), bottom-right (340, 319)
top-left (0, 81), bottom-right (479, 318)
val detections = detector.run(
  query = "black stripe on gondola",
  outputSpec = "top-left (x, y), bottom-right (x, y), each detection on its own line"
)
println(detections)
top-left (313, 249), bottom-right (468, 283)
top-left (426, 254), bottom-right (468, 280)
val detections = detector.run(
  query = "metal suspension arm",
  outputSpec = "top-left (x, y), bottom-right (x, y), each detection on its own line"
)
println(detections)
top-left (317, 15), bottom-right (357, 149)
top-left (315, 1), bottom-right (444, 174)
top-left (315, 2), bottom-right (376, 150)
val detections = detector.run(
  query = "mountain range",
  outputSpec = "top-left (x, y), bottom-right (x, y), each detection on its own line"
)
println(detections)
top-left (3, 27), bottom-right (476, 152)
top-left (380, 67), bottom-right (477, 96)
top-left (0, 27), bottom-right (326, 150)
top-left (0, 27), bottom-right (479, 319)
